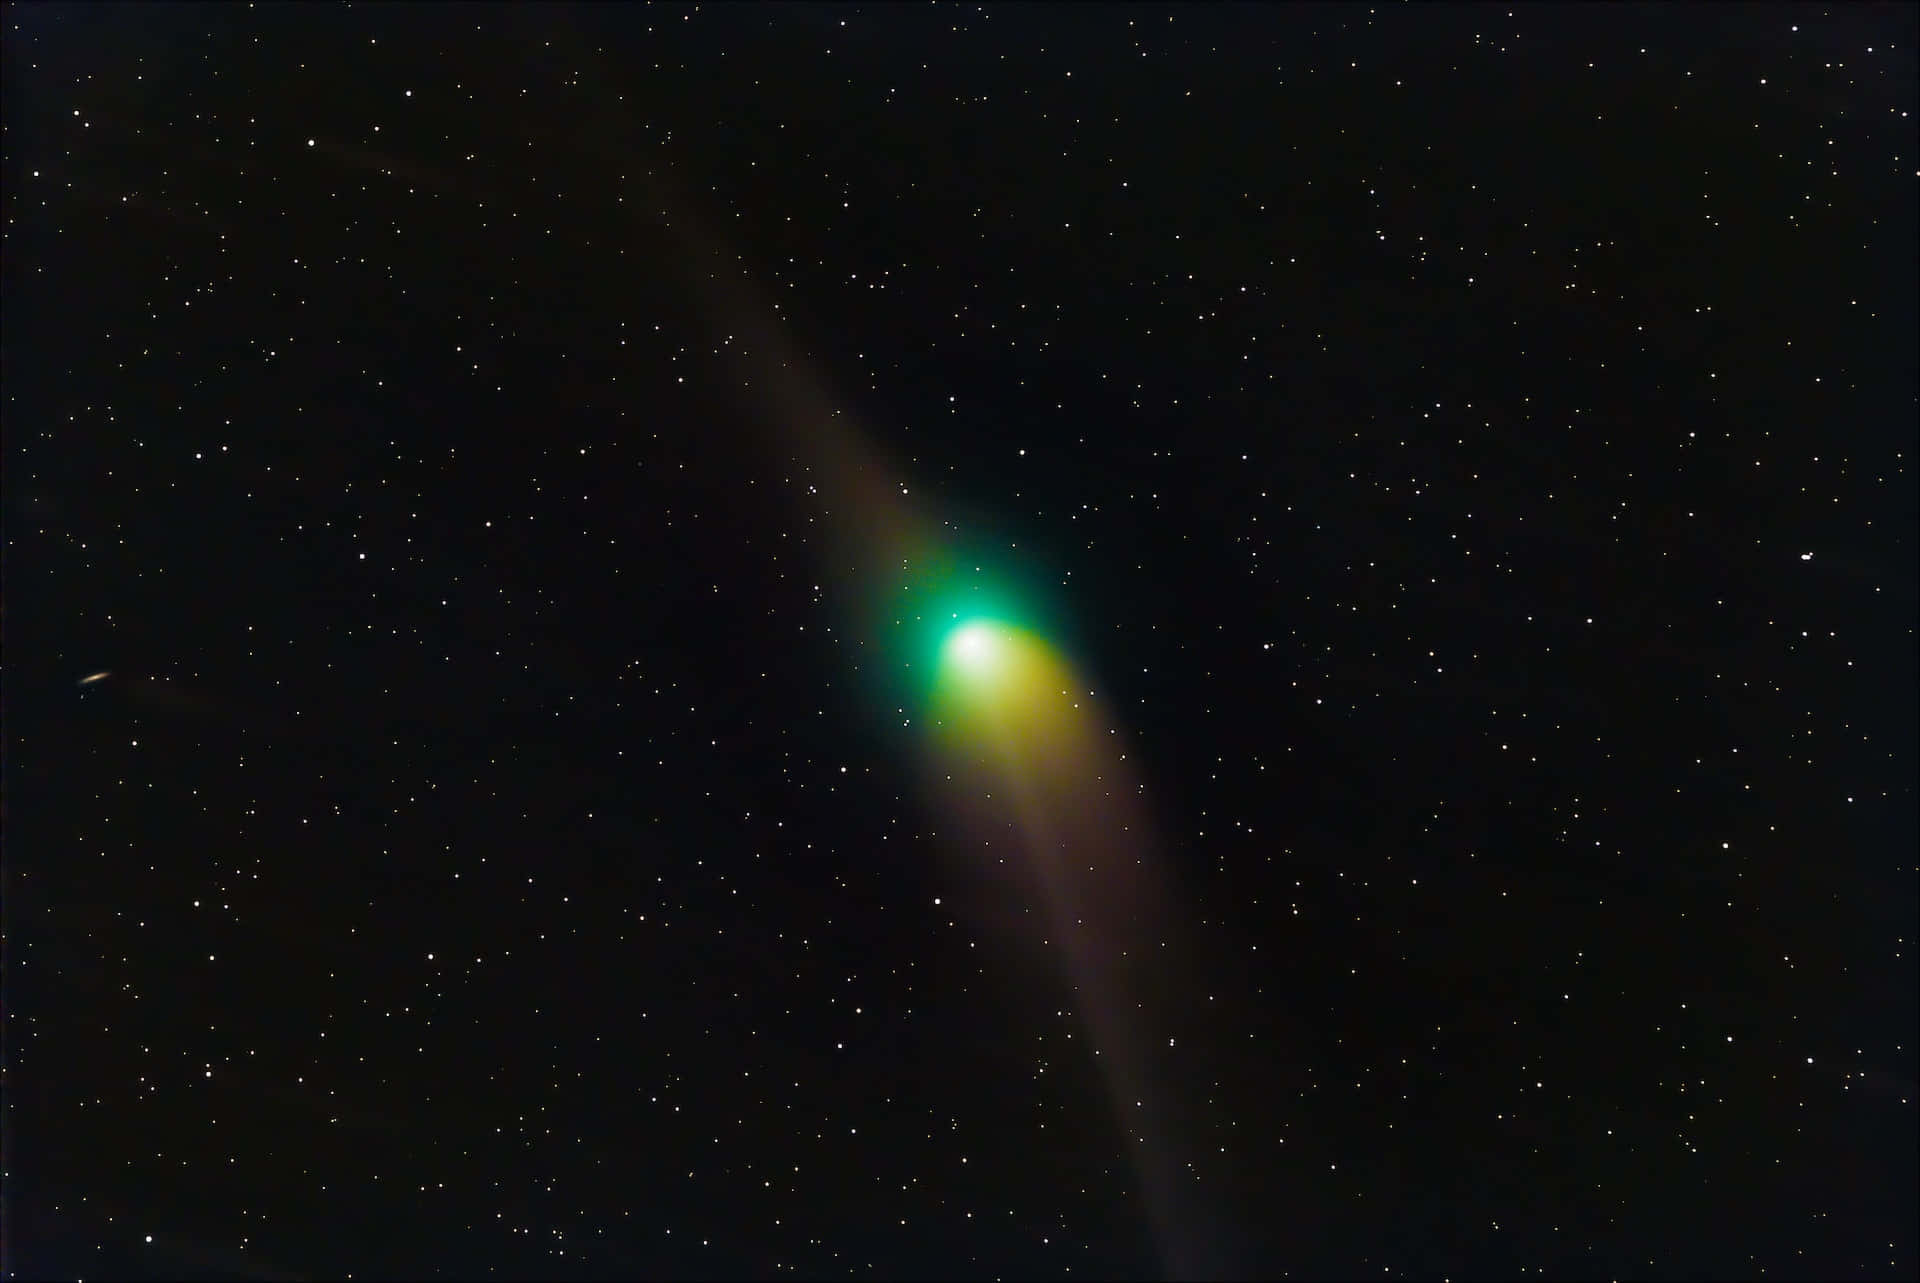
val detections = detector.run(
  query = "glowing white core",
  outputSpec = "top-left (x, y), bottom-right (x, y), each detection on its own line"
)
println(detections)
top-left (951, 622), bottom-right (999, 668)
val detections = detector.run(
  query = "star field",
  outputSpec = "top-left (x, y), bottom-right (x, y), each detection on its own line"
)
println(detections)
top-left (4, 4), bottom-right (1916, 1280)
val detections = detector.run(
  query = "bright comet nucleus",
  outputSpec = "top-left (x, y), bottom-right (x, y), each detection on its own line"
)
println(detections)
top-left (928, 616), bottom-right (1085, 761)
top-left (946, 620), bottom-right (1004, 671)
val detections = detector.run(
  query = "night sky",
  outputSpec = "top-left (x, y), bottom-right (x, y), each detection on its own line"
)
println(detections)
top-left (5, 4), bottom-right (1917, 1280)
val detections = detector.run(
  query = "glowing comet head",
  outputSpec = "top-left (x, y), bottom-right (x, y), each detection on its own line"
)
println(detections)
top-left (928, 615), bottom-right (1086, 769)
top-left (943, 619), bottom-right (1009, 680)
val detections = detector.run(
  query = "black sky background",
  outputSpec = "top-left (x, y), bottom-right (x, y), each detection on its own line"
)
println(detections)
top-left (5, 3), bottom-right (1917, 1280)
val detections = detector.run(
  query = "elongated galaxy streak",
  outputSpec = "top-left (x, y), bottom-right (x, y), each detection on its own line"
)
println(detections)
top-left (554, 31), bottom-right (1214, 1270)
top-left (930, 626), bottom-right (1212, 1277)
top-left (672, 242), bottom-right (1201, 1279)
